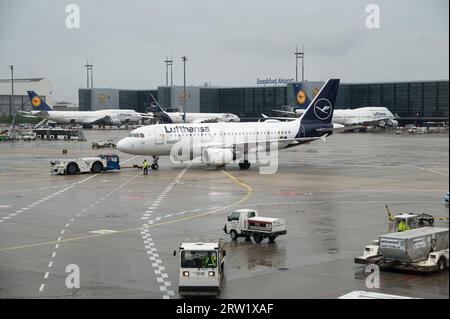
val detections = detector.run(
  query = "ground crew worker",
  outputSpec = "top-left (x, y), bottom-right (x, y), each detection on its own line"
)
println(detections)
top-left (202, 252), bottom-right (217, 267)
top-left (398, 219), bottom-right (407, 232)
top-left (143, 159), bottom-right (149, 175)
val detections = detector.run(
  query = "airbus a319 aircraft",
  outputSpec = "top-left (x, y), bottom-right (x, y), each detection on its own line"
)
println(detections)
top-left (19, 91), bottom-right (151, 126)
top-left (117, 79), bottom-right (344, 169)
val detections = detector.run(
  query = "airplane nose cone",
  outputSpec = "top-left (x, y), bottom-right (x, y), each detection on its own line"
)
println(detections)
top-left (117, 138), bottom-right (132, 154)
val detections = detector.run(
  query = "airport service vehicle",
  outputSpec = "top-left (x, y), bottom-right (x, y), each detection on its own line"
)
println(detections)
top-left (92, 139), bottom-right (116, 149)
top-left (386, 204), bottom-right (435, 228)
top-left (19, 91), bottom-right (151, 126)
top-left (50, 154), bottom-right (120, 175)
top-left (174, 241), bottom-right (226, 296)
top-left (355, 227), bottom-right (449, 273)
top-left (223, 209), bottom-right (287, 243)
top-left (117, 79), bottom-right (344, 169)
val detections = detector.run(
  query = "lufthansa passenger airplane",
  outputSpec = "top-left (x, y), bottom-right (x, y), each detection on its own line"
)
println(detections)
top-left (269, 82), bottom-right (398, 127)
top-left (117, 79), bottom-right (343, 169)
top-left (147, 96), bottom-right (240, 123)
top-left (19, 91), bottom-right (150, 126)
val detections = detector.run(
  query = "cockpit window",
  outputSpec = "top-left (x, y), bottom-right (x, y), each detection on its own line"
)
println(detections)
top-left (128, 133), bottom-right (144, 138)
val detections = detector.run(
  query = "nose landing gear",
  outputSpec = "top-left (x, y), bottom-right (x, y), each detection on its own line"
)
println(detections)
top-left (151, 156), bottom-right (160, 170)
top-left (239, 160), bottom-right (251, 169)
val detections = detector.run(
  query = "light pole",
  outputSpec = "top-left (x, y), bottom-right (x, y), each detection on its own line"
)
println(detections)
top-left (170, 55), bottom-right (173, 87)
top-left (294, 46), bottom-right (305, 83)
top-left (164, 56), bottom-right (173, 87)
top-left (85, 60), bottom-right (93, 88)
top-left (164, 56), bottom-right (169, 87)
top-left (9, 65), bottom-right (14, 118)
top-left (181, 56), bottom-right (187, 123)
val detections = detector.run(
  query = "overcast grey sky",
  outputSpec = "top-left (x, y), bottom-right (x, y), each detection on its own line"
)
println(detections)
top-left (0, 0), bottom-right (448, 102)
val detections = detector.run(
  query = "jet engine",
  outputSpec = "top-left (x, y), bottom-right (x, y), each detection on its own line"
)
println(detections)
top-left (202, 148), bottom-right (235, 166)
top-left (386, 119), bottom-right (399, 127)
top-left (111, 119), bottom-right (121, 126)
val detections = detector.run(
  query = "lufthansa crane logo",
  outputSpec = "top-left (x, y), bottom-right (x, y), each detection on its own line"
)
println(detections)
top-left (31, 96), bottom-right (41, 107)
top-left (149, 102), bottom-right (160, 112)
top-left (97, 94), bottom-right (109, 103)
top-left (296, 90), bottom-right (306, 105)
top-left (313, 98), bottom-right (333, 120)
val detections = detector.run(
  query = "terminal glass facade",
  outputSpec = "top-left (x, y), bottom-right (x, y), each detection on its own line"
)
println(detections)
top-left (78, 80), bottom-right (448, 122)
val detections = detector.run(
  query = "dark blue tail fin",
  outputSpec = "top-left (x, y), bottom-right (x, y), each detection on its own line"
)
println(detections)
top-left (147, 94), bottom-right (173, 123)
top-left (299, 79), bottom-right (340, 124)
top-left (27, 91), bottom-right (53, 111)
top-left (293, 83), bottom-right (311, 111)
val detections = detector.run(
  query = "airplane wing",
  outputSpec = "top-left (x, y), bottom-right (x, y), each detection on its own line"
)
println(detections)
top-left (137, 112), bottom-right (154, 119)
top-left (83, 115), bottom-right (112, 125)
top-left (272, 109), bottom-right (298, 115)
top-left (17, 110), bottom-right (49, 117)
top-left (261, 114), bottom-right (296, 121)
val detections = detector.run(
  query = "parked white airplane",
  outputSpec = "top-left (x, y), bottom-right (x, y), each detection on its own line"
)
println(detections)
top-left (146, 95), bottom-right (240, 123)
top-left (20, 91), bottom-right (150, 126)
top-left (332, 107), bottom-right (398, 127)
top-left (269, 83), bottom-right (398, 127)
top-left (267, 106), bottom-right (398, 127)
top-left (117, 79), bottom-right (343, 169)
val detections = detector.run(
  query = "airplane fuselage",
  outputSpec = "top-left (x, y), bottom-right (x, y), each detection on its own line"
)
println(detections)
top-left (30, 109), bottom-right (143, 125)
top-left (118, 121), bottom-right (301, 156)
top-left (157, 112), bottom-right (240, 123)
top-left (330, 107), bottom-right (396, 126)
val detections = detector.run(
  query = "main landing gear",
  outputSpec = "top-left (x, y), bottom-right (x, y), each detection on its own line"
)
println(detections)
top-left (238, 160), bottom-right (251, 170)
top-left (151, 155), bottom-right (159, 170)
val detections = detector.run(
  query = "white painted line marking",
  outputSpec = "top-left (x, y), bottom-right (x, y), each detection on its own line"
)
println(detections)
top-left (48, 261), bottom-right (53, 268)
top-left (89, 229), bottom-right (118, 235)
top-left (39, 284), bottom-right (45, 292)
top-left (44, 272), bottom-right (49, 279)
top-left (52, 252), bottom-right (56, 258)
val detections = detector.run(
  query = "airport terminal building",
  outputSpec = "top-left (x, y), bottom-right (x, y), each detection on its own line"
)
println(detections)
top-left (79, 80), bottom-right (449, 123)
top-left (0, 78), bottom-right (53, 117)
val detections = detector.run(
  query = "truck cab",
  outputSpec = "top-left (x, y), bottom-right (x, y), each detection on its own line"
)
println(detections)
top-left (394, 214), bottom-right (420, 232)
top-left (175, 241), bottom-right (226, 297)
top-left (226, 209), bottom-right (257, 233)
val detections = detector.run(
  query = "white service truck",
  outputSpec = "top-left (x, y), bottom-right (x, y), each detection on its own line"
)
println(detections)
top-left (174, 241), bottom-right (226, 297)
top-left (223, 209), bottom-right (287, 243)
top-left (50, 154), bottom-right (120, 175)
top-left (355, 227), bottom-right (449, 273)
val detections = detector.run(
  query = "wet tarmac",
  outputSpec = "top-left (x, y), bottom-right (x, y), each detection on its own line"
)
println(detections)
top-left (0, 130), bottom-right (448, 298)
